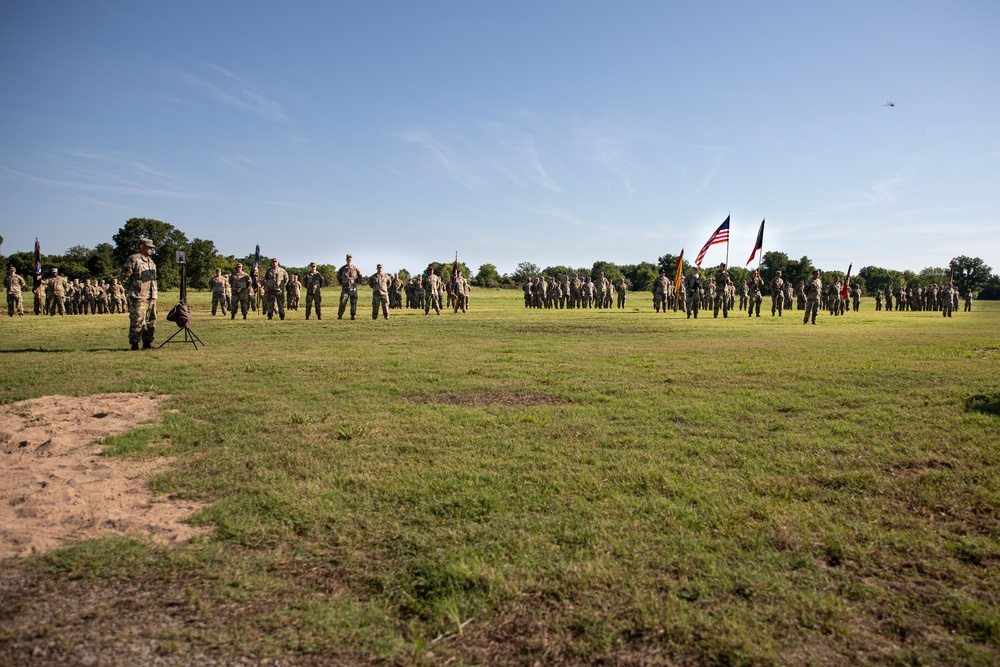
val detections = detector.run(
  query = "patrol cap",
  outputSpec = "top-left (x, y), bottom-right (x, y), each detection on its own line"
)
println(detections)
top-left (139, 237), bottom-right (155, 248)
top-left (51, 268), bottom-right (58, 273)
top-left (346, 254), bottom-right (352, 259)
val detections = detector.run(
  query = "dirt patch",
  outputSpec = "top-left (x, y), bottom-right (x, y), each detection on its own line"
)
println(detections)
top-left (0, 393), bottom-right (208, 560)
top-left (409, 391), bottom-right (572, 407)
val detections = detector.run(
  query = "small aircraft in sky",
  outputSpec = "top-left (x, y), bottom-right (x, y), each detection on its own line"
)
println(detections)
top-left (883, 101), bottom-right (895, 107)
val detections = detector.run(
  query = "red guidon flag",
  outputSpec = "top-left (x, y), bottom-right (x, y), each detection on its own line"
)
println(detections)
top-left (840, 263), bottom-right (852, 300)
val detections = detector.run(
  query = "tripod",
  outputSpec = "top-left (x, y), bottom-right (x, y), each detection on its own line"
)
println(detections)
top-left (159, 263), bottom-right (204, 350)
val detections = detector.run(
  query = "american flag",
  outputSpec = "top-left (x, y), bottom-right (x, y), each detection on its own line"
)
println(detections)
top-left (694, 215), bottom-right (730, 267)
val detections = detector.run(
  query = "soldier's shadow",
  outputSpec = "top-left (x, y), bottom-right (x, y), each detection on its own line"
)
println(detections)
top-left (0, 347), bottom-right (124, 354)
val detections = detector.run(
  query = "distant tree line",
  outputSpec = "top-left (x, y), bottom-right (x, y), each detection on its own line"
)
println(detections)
top-left (1, 218), bottom-right (997, 298)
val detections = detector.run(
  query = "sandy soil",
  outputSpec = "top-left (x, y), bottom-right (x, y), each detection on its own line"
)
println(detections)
top-left (0, 392), bottom-right (209, 560)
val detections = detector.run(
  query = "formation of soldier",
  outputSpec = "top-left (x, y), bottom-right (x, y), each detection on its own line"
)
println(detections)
top-left (5, 254), bottom-right (979, 337)
top-left (520, 272), bottom-right (625, 310)
top-left (24, 268), bottom-right (127, 317)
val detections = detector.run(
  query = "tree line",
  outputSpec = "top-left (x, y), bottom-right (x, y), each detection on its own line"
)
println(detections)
top-left (1, 219), bottom-right (997, 298)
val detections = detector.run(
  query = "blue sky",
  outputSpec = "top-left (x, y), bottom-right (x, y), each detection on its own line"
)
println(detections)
top-left (2, 1), bottom-right (998, 276)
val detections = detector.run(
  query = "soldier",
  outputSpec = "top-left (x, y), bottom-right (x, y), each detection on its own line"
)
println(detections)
top-left (784, 282), bottom-right (794, 311)
top-left (739, 279), bottom-right (749, 311)
top-left (874, 290), bottom-right (883, 311)
top-left (616, 277), bottom-right (628, 309)
top-left (964, 289), bottom-right (973, 312)
top-left (424, 265), bottom-right (442, 315)
top-left (337, 254), bottom-right (362, 320)
top-left (713, 263), bottom-right (730, 318)
top-left (262, 258), bottom-right (289, 320)
top-left (370, 263), bottom-right (391, 320)
top-left (120, 238), bottom-right (158, 350)
top-left (5, 266), bottom-right (25, 316)
top-left (851, 283), bottom-right (861, 312)
top-left (803, 270), bottom-right (822, 325)
top-left (747, 269), bottom-right (764, 317)
top-left (209, 268), bottom-right (228, 315)
top-left (769, 270), bottom-right (785, 316)
top-left (110, 278), bottom-right (125, 313)
top-left (85, 278), bottom-right (97, 314)
top-left (286, 274), bottom-right (301, 311)
top-left (229, 263), bottom-right (252, 319)
top-left (304, 262), bottom-right (325, 320)
top-left (796, 281), bottom-right (806, 310)
top-left (684, 268), bottom-right (701, 319)
top-left (453, 269), bottom-right (470, 313)
top-left (45, 268), bottom-right (69, 316)
top-left (940, 283), bottom-right (954, 317)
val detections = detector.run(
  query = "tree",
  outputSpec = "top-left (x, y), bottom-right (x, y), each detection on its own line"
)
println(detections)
top-left (760, 251), bottom-right (790, 283)
top-left (112, 218), bottom-right (189, 290)
top-left (859, 265), bottom-right (904, 295)
top-left (950, 256), bottom-right (993, 295)
top-left (475, 263), bottom-right (500, 288)
top-left (656, 253), bottom-right (690, 278)
top-left (512, 261), bottom-right (540, 283)
top-left (87, 243), bottom-right (116, 280)
top-left (591, 261), bottom-right (624, 282)
top-left (919, 266), bottom-right (949, 286)
top-left (186, 238), bottom-right (221, 289)
top-left (628, 262), bottom-right (658, 292)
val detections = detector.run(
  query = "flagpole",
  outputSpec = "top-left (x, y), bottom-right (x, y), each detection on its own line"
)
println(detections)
top-left (726, 211), bottom-right (730, 266)
top-left (758, 219), bottom-right (763, 271)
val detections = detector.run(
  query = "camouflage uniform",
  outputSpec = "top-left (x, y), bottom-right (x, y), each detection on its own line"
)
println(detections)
top-left (337, 255), bottom-right (362, 319)
top-left (263, 260), bottom-right (289, 320)
top-left (940, 284), bottom-right (954, 317)
top-left (304, 265), bottom-right (325, 319)
top-left (453, 271), bottom-right (469, 313)
top-left (713, 264), bottom-right (729, 318)
top-left (769, 272), bottom-right (784, 316)
top-left (804, 271), bottom-right (822, 324)
top-left (615, 278), bottom-right (627, 309)
top-left (45, 270), bottom-right (69, 316)
top-left (964, 290), bottom-right (973, 312)
top-left (5, 267), bottom-right (25, 316)
top-left (747, 271), bottom-right (763, 317)
top-left (684, 269), bottom-right (701, 318)
top-left (286, 275), bottom-right (301, 311)
top-left (370, 265), bottom-right (391, 319)
top-left (229, 267), bottom-right (252, 319)
top-left (120, 239), bottom-right (158, 349)
top-left (209, 270), bottom-right (228, 315)
top-left (424, 268), bottom-right (442, 315)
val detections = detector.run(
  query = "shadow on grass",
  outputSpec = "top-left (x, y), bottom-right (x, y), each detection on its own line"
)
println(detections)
top-left (965, 393), bottom-right (1000, 417)
top-left (0, 348), bottom-right (125, 354)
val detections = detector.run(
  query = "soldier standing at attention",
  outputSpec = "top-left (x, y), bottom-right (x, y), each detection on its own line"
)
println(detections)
top-left (684, 268), bottom-right (701, 319)
top-left (940, 283), bottom-right (954, 317)
top-left (337, 254), bottom-right (362, 320)
top-left (964, 289), bottom-right (973, 312)
top-left (803, 270), bottom-right (822, 325)
top-left (424, 265), bottom-right (442, 315)
top-left (616, 277), bottom-right (628, 309)
top-left (287, 274), bottom-right (301, 311)
top-left (875, 290), bottom-right (883, 311)
top-left (303, 263), bottom-right (325, 319)
top-left (210, 268), bottom-right (228, 316)
top-left (769, 270), bottom-right (785, 316)
top-left (47, 268), bottom-right (69, 316)
top-left (747, 269), bottom-right (764, 318)
top-left (5, 266), bottom-right (25, 317)
top-left (851, 283), bottom-right (862, 312)
top-left (370, 263), bottom-right (391, 320)
top-left (452, 269), bottom-right (469, 313)
top-left (713, 263), bottom-right (730, 318)
top-left (120, 237), bottom-right (157, 350)
top-left (263, 258), bottom-right (289, 320)
top-left (229, 263), bottom-right (251, 319)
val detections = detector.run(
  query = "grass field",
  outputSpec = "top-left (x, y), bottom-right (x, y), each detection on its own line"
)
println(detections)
top-left (2, 289), bottom-right (999, 665)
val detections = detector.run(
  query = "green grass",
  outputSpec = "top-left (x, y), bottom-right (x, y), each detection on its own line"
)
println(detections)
top-left (2, 290), bottom-right (999, 664)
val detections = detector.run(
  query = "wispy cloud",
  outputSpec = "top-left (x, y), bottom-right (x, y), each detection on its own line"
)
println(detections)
top-left (577, 122), bottom-right (639, 197)
top-left (397, 128), bottom-right (485, 192)
top-left (172, 63), bottom-right (288, 123)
